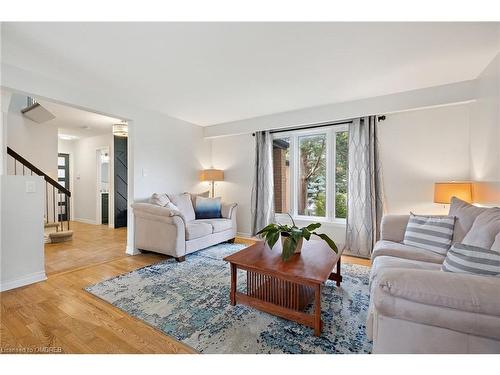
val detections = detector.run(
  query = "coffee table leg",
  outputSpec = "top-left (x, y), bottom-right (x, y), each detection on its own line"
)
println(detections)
top-left (336, 257), bottom-right (341, 287)
top-left (314, 284), bottom-right (322, 336)
top-left (230, 263), bottom-right (237, 306)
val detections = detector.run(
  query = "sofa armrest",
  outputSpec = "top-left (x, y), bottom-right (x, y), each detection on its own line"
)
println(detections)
top-left (380, 214), bottom-right (410, 242)
top-left (221, 202), bottom-right (238, 219)
top-left (373, 268), bottom-right (500, 339)
top-left (132, 203), bottom-right (184, 223)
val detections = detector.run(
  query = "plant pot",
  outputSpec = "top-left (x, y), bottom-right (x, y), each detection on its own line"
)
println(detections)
top-left (280, 234), bottom-right (304, 255)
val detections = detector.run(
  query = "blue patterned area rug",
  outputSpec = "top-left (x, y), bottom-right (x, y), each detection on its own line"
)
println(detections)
top-left (85, 243), bottom-right (372, 354)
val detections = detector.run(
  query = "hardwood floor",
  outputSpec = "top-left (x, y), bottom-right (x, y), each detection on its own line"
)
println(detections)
top-left (1, 221), bottom-right (370, 354)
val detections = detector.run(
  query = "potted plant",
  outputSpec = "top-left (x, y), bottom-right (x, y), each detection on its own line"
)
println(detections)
top-left (256, 214), bottom-right (338, 261)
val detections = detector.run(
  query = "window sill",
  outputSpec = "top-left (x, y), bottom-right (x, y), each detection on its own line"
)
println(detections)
top-left (274, 213), bottom-right (346, 227)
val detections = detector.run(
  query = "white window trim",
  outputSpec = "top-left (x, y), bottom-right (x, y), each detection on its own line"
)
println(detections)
top-left (273, 124), bottom-right (348, 224)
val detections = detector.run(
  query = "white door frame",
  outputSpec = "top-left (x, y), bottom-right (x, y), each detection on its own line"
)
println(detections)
top-left (96, 146), bottom-right (110, 226)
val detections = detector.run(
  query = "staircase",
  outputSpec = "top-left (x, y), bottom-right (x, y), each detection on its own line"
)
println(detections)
top-left (7, 147), bottom-right (73, 243)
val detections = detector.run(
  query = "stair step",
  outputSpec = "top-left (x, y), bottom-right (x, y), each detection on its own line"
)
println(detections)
top-left (44, 222), bottom-right (60, 229)
top-left (48, 230), bottom-right (73, 243)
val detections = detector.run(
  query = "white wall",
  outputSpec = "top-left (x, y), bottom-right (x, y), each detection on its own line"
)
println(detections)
top-left (211, 133), bottom-right (255, 236)
top-left (1, 175), bottom-right (46, 291)
top-left (378, 104), bottom-right (471, 215)
top-left (205, 80), bottom-right (475, 138)
top-left (5, 111), bottom-right (58, 179)
top-left (470, 52), bottom-right (500, 205)
top-left (210, 103), bottom-right (474, 245)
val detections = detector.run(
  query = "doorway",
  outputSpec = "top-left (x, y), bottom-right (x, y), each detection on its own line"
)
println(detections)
top-left (57, 153), bottom-right (70, 222)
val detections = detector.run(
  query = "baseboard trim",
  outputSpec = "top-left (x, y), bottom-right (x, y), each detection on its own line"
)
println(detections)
top-left (237, 232), bottom-right (254, 239)
top-left (0, 271), bottom-right (47, 292)
top-left (74, 218), bottom-right (98, 225)
top-left (126, 244), bottom-right (141, 256)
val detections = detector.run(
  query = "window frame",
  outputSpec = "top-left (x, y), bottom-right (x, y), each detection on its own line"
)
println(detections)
top-left (273, 124), bottom-right (348, 224)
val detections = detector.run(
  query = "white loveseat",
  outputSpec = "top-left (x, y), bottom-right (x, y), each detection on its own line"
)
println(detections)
top-left (367, 198), bottom-right (500, 353)
top-left (131, 193), bottom-right (237, 261)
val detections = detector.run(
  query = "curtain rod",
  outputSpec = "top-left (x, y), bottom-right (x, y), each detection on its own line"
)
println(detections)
top-left (251, 115), bottom-right (386, 136)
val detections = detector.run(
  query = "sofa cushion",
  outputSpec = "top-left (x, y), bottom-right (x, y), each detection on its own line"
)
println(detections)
top-left (403, 213), bottom-right (455, 255)
top-left (373, 268), bottom-right (500, 340)
top-left (185, 221), bottom-right (213, 240)
top-left (462, 207), bottom-right (500, 249)
top-left (372, 240), bottom-right (446, 264)
top-left (448, 197), bottom-right (486, 243)
top-left (195, 218), bottom-right (232, 233)
top-left (442, 243), bottom-right (500, 277)
top-left (371, 255), bottom-right (441, 286)
top-left (168, 193), bottom-right (196, 222)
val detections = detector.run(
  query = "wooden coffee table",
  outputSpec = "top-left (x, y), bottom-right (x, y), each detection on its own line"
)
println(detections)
top-left (223, 239), bottom-right (342, 336)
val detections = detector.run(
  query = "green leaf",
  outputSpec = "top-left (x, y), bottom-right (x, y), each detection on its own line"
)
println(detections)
top-left (301, 228), bottom-right (311, 241)
top-left (305, 223), bottom-right (321, 231)
top-left (281, 236), bottom-right (297, 261)
top-left (313, 232), bottom-right (338, 253)
top-left (256, 223), bottom-right (276, 235)
top-left (266, 230), bottom-right (280, 249)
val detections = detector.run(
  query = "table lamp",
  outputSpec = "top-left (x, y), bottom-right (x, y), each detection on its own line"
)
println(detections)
top-left (200, 169), bottom-right (224, 197)
top-left (434, 181), bottom-right (472, 206)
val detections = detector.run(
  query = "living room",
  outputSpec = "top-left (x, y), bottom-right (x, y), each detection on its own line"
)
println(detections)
top-left (1, 1), bottom-right (500, 373)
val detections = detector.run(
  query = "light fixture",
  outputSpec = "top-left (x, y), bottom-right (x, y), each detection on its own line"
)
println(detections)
top-left (58, 134), bottom-right (78, 141)
top-left (200, 169), bottom-right (224, 197)
top-left (434, 181), bottom-right (473, 205)
top-left (113, 122), bottom-right (128, 137)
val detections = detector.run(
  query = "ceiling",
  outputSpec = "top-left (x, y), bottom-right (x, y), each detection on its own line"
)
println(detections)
top-left (2, 22), bottom-right (499, 126)
top-left (37, 99), bottom-right (121, 139)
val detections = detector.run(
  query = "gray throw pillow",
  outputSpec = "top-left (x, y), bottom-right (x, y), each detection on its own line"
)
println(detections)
top-left (462, 207), bottom-right (500, 249)
top-left (448, 197), bottom-right (486, 243)
top-left (168, 193), bottom-right (196, 222)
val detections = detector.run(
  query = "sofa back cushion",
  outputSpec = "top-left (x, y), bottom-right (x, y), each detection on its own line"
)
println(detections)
top-left (462, 207), bottom-right (500, 249)
top-left (442, 243), bottom-right (500, 277)
top-left (195, 196), bottom-right (222, 219)
top-left (448, 197), bottom-right (486, 243)
top-left (403, 213), bottom-right (455, 255)
top-left (168, 193), bottom-right (196, 222)
top-left (186, 191), bottom-right (210, 209)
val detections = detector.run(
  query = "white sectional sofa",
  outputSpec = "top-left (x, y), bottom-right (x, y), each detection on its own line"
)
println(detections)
top-left (131, 192), bottom-right (237, 261)
top-left (367, 198), bottom-right (500, 353)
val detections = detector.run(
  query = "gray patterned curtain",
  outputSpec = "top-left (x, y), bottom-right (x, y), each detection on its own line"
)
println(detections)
top-left (251, 131), bottom-right (275, 235)
top-left (345, 116), bottom-right (385, 258)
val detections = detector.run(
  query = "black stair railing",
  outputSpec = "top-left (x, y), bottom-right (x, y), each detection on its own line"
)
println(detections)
top-left (6, 147), bottom-right (71, 232)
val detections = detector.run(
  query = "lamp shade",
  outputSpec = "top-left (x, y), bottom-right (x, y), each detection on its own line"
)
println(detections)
top-left (200, 169), bottom-right (224, 181)
top-left (434, 182), bottom-right (472, 204)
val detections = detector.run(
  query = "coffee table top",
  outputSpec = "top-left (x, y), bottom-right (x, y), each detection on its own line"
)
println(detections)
top-left (224, 239), bottom-right (341, 284)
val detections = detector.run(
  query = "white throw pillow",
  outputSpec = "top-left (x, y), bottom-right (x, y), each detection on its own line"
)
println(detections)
top-left (403, 213), bottom-right (455, 255)
top-left (150, 193), bottom-right (170, 207)
top-left (168, 193), bottom-right (196, 222)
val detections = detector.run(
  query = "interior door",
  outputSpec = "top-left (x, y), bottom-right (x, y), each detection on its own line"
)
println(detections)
top-left (114, 136), bottom-right (128, 228)
top-left (57, 153), bottom-right (69, 222)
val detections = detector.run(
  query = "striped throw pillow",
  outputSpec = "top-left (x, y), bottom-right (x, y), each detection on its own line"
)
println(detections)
top-left (442, 243), bottom-right (500, 276)
top-left (403, 214), bottom-right (455, 255)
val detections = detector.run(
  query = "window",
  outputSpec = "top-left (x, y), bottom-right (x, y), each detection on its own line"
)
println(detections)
top-left (273, 125), bottom-right (348, 221)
